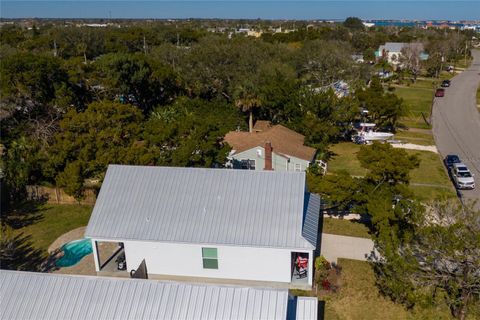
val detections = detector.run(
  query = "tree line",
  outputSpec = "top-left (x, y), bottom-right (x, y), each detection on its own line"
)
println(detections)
top-left (0, 19), bottom-right (472, 204)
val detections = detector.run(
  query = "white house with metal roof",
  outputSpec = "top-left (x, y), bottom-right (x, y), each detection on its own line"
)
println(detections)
top-left (1, 270), bottom-right (319, 320)
top-left (85, 165), bottom-right (320, 289)
top-left (376, 42), bottom-right (428, 65)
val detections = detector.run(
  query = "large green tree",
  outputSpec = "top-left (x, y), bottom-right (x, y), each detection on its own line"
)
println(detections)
top-left (93, 53), bottom-right (179, 113)
top-left (0, 53), bottom-right (73, 114)
top-left (45, 100), bottom-right (154, 198)
top-left (310, 142), bottom-right (419, 228)
top-left (373, 200), bottom-right (480, 320)
top-left (296, 40), bottom-right (355, 87)
top-left (343, 17), bottom-right (365, 31)
top-left (144, 98), bottom-right (241, 167)
top-left (356, 77), bottom-right (405, 129)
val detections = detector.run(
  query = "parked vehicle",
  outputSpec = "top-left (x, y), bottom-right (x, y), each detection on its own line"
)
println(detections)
top-left (435, 88), bottom-right (445, 97)
top-left (441, 79), bottom-right (451, 87)
top-left (444, 154), bottom-right (461, 169)
top-left (450, 163), bottom-right (475, 190)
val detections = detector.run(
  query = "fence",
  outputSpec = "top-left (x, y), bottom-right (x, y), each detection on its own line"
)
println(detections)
top-left (26, 185), bottom-right (97, 205)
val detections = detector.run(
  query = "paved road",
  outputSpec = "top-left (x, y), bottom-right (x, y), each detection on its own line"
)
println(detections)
top-left (432, 50), bottom-right (480, 207)
top-left (320, 233), bottom-right (375, 263)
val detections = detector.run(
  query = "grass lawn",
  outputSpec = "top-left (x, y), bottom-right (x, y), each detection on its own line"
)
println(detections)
top-left (322, 259), bottom-right (453, 320)
top-left (327, 143), bottom-right (456, 201)
top-left (394, 130), bottom-right (435, 146)
top-left (322, 217), bottom-right (371, 239)
top-left (328, 143), bottom-right (367, 177)
top-left (407, 150), bottom-right (457, 201)
top-left (394, 79), bottom-right (437, 129)
top-left (453, 58), bottom-right (472, 70)
top-left (15, 204), bottom-right (93, 253)
top-left (407, 150), bottom-right (456, 201)
top-left (408, 150), bottom-right (449, 185)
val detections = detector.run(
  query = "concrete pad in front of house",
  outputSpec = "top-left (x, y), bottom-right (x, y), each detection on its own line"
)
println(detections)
top-left (320, 233), bottom-right (375, 263)
top-left (391, 143), bottom-right (438, 153)
top-left (53, 253), bottom-right (97, 276)
top-left (48, 226), bottom-right (87, 253)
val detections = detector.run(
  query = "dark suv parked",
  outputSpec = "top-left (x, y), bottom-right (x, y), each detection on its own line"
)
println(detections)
top-left (444, 154), bottom-right (461, 170)
top-left (441, 79), bottom-right (451, 87)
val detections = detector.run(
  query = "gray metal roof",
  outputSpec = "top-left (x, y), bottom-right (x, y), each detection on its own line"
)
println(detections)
top-left (302, 193), bottom-right (321, 248)
top-left (379, 42), bottom-right (407, 53)
top-left (0, 270), bottom-right (289, 320)
top-left (85, 165), bottom-right (318, 249)
top-left (295, 297), bottom-right (318, 320)
top-left (379, 42), bottom-right (425, 54)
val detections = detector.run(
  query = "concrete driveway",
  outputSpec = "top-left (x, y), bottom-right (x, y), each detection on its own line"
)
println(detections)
top-left (432, 50), bottom-right (480, 208)
top-left (320, 233), bottom-right (375, 263)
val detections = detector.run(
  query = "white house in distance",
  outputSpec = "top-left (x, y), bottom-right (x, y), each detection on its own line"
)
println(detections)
top-left (1, 270), bottom-right (319, 319)
top-left (376, 42), bottom-right (428, 65)
top-left (85, 165), bottom-right (320, 289)
top-left (224, 121), bottom-right (317, 172)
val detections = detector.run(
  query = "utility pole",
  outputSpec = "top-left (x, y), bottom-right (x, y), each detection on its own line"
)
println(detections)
top-left (176, 24), bottom-right (180, 47)
top-left (53, 39), bottom-right (57, 57)
top-left (143, 35), bottom-right (147, 55)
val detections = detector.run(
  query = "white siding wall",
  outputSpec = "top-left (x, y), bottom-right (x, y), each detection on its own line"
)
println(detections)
top-left (387, 51), bottom-right (402, 64)
top-left (233, 147), bottom-right (310, 172)
top-left (117, 240), bottom-right (311, 285)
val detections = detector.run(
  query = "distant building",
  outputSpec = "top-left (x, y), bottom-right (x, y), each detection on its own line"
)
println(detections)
top-left (1, 270), bottom-right (319, 319)
top-left (351, 54), bottom-right (365, 63)
top-left (376, 42), bottom-right (429, 65)
top-left (85, 165), bottom-right (321, 289)
top-left (247, 30), bottom-right (263, 37)
top-left (224, 121), bottom-right (317, 172)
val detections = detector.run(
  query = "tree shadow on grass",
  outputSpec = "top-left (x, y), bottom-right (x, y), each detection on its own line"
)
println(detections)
top-left (1, 199), bottom-right (47, 229)
top-left (0, 231), bottom-right (45, 272)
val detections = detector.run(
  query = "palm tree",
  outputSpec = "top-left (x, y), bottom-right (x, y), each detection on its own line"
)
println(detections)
top-left (76, 43), bottom-right (88, 64)
top-left (234, 83), bottom-right (261, 133)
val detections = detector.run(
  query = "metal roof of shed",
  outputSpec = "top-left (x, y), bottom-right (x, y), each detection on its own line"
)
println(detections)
top-left (85, 165), bottom-right (318, 250)
top-left (295, 297), bottom-right (319, 320)
top-left (0, 270), bottom-right (289, 320)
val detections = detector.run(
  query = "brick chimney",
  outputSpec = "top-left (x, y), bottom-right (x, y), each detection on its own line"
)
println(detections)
top-left (264, 141), bottom-right (273, 171)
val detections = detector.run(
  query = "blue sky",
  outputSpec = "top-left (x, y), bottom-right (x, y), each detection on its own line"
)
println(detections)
top-left (1, 1), bottom-right (479, 20)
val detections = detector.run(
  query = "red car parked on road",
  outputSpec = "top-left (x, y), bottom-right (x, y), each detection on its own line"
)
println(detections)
top-left (435, 88), bottom-right (445, 97)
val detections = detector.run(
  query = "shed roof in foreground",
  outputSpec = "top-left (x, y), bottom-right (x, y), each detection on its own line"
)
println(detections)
top-left (295, 297), bottom-right (319, 320)
top-left (85, 165), bottom-right (320, 250)
top-left (0, 270), bottom-right (289, 320)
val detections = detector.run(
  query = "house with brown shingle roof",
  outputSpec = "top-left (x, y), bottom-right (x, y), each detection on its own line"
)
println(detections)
top-left (224, 121), bottom-right (317, 171)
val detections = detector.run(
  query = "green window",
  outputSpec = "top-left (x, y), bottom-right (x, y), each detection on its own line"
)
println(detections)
top-left (202, 247), bottom-right (218, 269)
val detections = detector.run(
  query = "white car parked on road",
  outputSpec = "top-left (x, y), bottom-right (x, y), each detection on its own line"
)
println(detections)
top-left (450, 163), bottom-right (476, 190)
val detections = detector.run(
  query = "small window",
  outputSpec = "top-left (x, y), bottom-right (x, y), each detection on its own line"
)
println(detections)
top-left (294, 164), bottom-right (302, 172)
top-left (240, 159), bottom-right (255, 170)
top-left (202, 247), bottom-right (218, 269)
top-left (248, 159), bottom-right (255, 170)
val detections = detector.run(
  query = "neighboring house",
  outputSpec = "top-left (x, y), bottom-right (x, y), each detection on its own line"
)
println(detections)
top-left (0, 270), bottom-right (319, 319)
top-left (224, 121), bottom-right (317, 172)
top-left (376, 42), bottom-right (428, 65)
top-left (85, 165), bottom-right (320, 289)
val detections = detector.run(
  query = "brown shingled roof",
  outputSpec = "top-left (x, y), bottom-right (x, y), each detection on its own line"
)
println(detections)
top-left (224, 122), bottom-right (317, 161)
